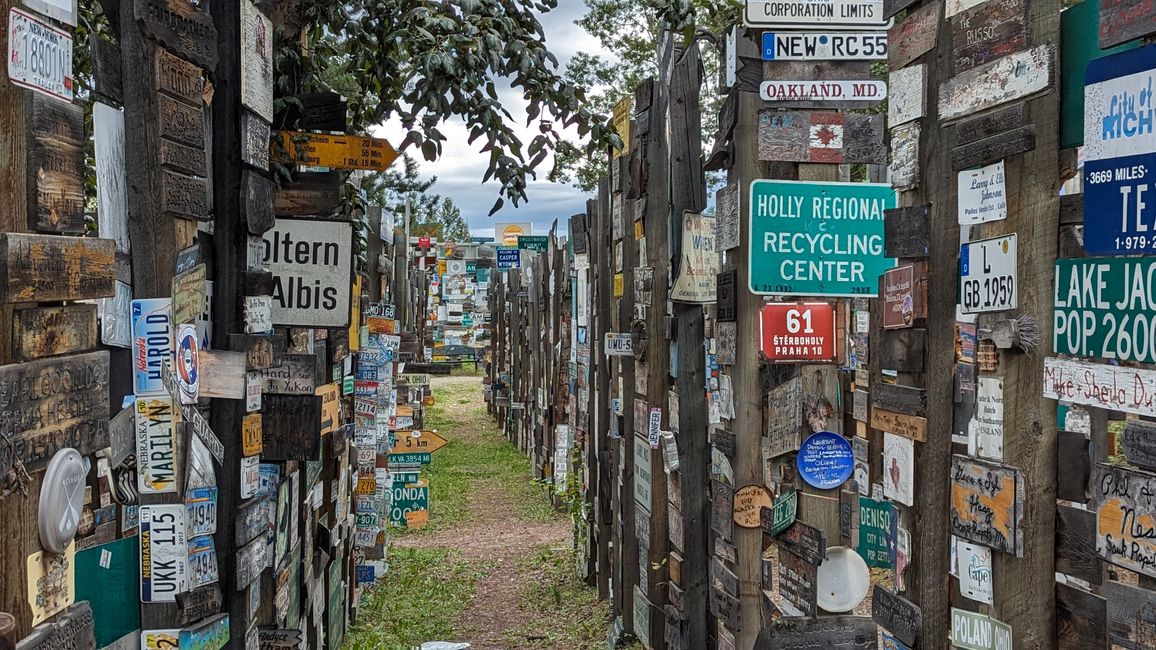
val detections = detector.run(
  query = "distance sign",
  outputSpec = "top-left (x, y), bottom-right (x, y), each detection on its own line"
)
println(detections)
top-left (960, 234), bottom-right (1017, 314)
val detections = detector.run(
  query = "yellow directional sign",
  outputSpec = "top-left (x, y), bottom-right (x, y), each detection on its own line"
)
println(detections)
top-left (279, 131), bottom-right (399, 171)
top-left (397, 429), bottom-right (449, 454)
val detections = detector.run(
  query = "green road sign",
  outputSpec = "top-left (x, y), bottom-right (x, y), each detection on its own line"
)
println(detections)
top-left (858, 496), bottom-right (895, 568)
top-left (748, 180), bottom-right (896, 297)
top-left (388, 452), bottom-right (431, 465)
top-left (766, 489), bottom-right (797, 536)
top-left (390, 480), bottom-right (429, 527)
top-left (517, 235), bottom-right (549, 252)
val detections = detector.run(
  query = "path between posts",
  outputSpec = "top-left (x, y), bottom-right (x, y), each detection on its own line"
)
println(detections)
top-left (350, 373), bottom-right (618, 650)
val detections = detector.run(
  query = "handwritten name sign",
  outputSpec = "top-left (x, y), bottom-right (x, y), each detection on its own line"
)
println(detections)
top-left (1094, 463), bottom-right (1156, 577)
top-left (950, 455), bottom-right (1022, 555)
top-left (1044, 356), bottom-right (1156, 417)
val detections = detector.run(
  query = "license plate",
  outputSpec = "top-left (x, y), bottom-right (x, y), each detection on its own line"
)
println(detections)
top-left (140, 505), bottom-right (188, 602)
top-left (187, 535), bottom-right (219, 588)
top-left (960, 234), bottom-right (1018, 314)
top-left (186, 487), bottom-right (218, 537)
top-left (7, 8), bottom-right (73, 102)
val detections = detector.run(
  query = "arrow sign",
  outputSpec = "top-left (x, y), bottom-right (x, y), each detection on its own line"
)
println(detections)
top-left (396, 429), bottom-right (449, 454)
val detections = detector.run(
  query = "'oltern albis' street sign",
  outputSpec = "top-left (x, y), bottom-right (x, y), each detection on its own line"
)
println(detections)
top-left (262, 217), bottom-right (353, 328)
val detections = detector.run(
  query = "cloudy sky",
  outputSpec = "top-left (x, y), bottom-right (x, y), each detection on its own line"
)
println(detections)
top-left (374, 2), bottom-right (606, 240)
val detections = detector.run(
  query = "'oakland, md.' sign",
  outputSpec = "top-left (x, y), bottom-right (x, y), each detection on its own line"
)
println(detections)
top-left (748, 180), bottom-right (896, 296)
top-left (262, 218), bottom-right (353, 327)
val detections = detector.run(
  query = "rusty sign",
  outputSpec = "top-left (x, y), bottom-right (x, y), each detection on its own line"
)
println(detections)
top-left (757, 110), bottom-right (884, 164)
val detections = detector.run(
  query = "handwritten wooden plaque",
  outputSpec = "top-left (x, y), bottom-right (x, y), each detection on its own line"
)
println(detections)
top-left (261, 393), bottom-right (321, 461)
top-left (883, 205), bottom-right (929, 258)
top-left (888, 1), bottom-right (941, 70)
top-left (26, 94), bottom-right (85, 234)
top-left (950, 0), bottom-right (1028, 73)
top-left (939, 45), bottom-right (1053, 122)
top-left (1101, 0), bottom-right (1156, 48)
top-left (12, 305), bottom-right (98, 362)
top-left (950, 455), bottom-right (1022, 555)
top-left (1093, 463), bottom-right (1156, 577)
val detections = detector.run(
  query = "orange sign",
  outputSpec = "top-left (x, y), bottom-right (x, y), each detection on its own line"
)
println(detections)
top-left (405, 509), bottom-right (429, 529)
top-left (279, 131), bottom-right (398, 171)
top-left (367, 317), bottom-right (396, 334)
top-left (242, 413), bottom-right (262, 456)
top-left (396, 430), bottom-right (449, 454)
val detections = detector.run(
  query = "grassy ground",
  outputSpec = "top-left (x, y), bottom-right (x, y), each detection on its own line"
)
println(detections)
top-left (348, 375), bottom-right (614, 649)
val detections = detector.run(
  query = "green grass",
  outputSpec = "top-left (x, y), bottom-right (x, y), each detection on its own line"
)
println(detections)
top-left (348, 547), bottom-right (480, 649)
top-left (501, 544), bottom-right (617, 649)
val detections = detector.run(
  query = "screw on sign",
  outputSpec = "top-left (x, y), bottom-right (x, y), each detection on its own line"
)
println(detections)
top-left (759, 302), bottom-right (837, 362)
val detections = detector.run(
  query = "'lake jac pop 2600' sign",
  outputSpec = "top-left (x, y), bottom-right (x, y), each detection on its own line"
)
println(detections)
top-left (748, 180), bottom-right (896, 296)
top-left (262, 217), bottom-right (352, 327)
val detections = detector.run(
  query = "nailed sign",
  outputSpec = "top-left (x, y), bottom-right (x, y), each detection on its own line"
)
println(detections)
top-left (759, 302), bottom-right (836, 362)
top-left (240, 0), bottom-right (273, 121)
top-left (1100, 0), bottom-right (1156, 48)
top-left (262, 218), bottom-right (353, 327)
top-left (1053, 257), bottom-right (1156, 363)
top-left (670, 212), bottom-right (719, 303)
top-left (27, 95), bottom-right (85, 234)
top-left (950, 455), bottom-right (1022, 555)
top-left (279, 131), bottom-right (398, 171)
top-left (760, 80), bottom-right (886, 105)
top-left (0, 234), bottom-right (114, 303)
top-left (960, 234), bottom-right (1017, 314)
top-left (950, 0), bottom-right (1027, 72)
top-left (951, 609), bottom-right (1013, 650)
top-left (745, 0), bottom-right (890, 28)
top-left (140, 504), bottom-right (189, 602)
top-left (7, 8), bottom-right (74, 103)
top-left (1093, 463), bottom-right (1156, 577)
top-left (1044, 356), bottom-right (1156, 416)
top-left (882, 264), bottom-right (922, 329)
top-left (765, 376), bottom-right (804, 457)
top-left (136, 398), bottom-right (177, 494)
top-left (134, 0), bottom-right (217, 70)
top-left (762, 31), bottom-right (888, 61)
top-left (958, 161), bottom-right (1007, 225)
top-left (939, 44), bottom-right (1053, 122)
top-left (757, 110), bottom-right (884, 164)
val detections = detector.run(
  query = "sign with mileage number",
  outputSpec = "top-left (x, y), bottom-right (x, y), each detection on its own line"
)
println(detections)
top-left (960, 235), bottom-right (1017, 314)
top-left (759, 302), bottom-right (837, 362)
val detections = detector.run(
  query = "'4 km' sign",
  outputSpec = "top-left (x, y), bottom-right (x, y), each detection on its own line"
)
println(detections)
top-left (960, 235), bottom-right (1017, 314)
top-left (759, 303), bottom-right (836, 362)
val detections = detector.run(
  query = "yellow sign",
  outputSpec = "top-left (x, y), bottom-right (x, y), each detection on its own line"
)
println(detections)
top-left (613, 273), bottom-right (624, 298)
top-left (242, 413), bottom-right (262, 456)
top-left (635, 219), bottom-right (644, 240)
top-left (396, 429), bottom-right (449, 454)
top-left (612, 95), bottom-right (632, 159)
top-left (279, 131), bottom-right (399, 171)
top-left (27, 543), bottom-right (74, 625)
top-left (437, 260), bottom-right (447, 276)
top-left (405, 509), bottom-right (429, 529)
top-left (315, 383), bottom-right (340, 434)
top-left (495, 222), bottom-right (532, 246)
top-left (367, 317), bottom-right (396, 334)
top-left (348, 275), bottom-right (361, 352)
top-left (355, 476), bottom-right (376, 495)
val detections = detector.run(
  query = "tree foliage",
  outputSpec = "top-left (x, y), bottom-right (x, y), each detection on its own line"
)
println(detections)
top-left (355, 154), bottom-right (471, 242)
top-left (276, 0), bottom-right (621, 215)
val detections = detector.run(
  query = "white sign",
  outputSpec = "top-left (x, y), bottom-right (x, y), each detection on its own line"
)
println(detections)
top-left (956, 538), bottom-right (994, 604)
top-left (760, 80), bottom-right (886, 103)
top-left (240, 456), bottom-right (261, 499)
top-left (243, 295), bottom-right (273, 334)
top-left (888, 64), bottom-right (926, 127)
top-left (958, 161), bottom-right (1008, 225)
top-left (762, 31), bottom-right (887, 61)
top-left (101, 280), bottom-right (132, 349)
top-left (240, 0), bottom-right (273, 121)
top-left (133, 298), bottom-right (173, 396)
top-left (976, 378), bottom-right (1004, 460)
top-left (136, 398), bottom-right (177, 494)
top-left (446, 260), bottom-right (466, 275)
top-left (670, 212), bottom-right (719, 303)
top-left (960, 234), bottom-right (1017, 314)
top-left (634, 435), bottom-right (652, 514)
top-left (23, 0), bottom-right (77, 26)
top-left (262, 218), bottom-right (353, 327)
top-left (1044, 356), bottom-right (1156, 417)
top-left (604, 333), bottom-right (634, 357)
top-left (648, 407), bottom-right (662, 449)
top-left (245, 371), bottom-right (262, 412)
top-left (7, 8), bottom-right (73, 102)
top-left (883, 432), bottom-right (914, 506)
top-left (94, 102), bottom-right (129, 256)
top-left (139, 505), bottom-right (188, 602)
top-left (745, 0), bottom-right (890, 28)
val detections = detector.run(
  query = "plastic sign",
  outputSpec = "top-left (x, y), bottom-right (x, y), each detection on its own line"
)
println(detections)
top-left (1084, 45), bottom-right (1156, 254)
top-left (762, 31), bottom-right (888, 60)
top-left (960, 234), bottom-right (1017, 314)
top-left (796, 431), bottom-right (854, 489)
top-left (759, 302), bottom-right (837, 362)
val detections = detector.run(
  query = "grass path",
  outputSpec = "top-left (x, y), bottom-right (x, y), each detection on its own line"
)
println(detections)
top-left (348, 374), bottom-right (611, 649)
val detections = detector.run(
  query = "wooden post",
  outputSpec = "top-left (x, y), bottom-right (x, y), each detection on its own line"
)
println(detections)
top-left (593, 179), bottom-right (615, 603)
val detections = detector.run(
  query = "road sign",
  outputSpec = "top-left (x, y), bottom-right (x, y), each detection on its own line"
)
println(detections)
top-left (496, 246), bottom-right (521, 269)
top-left (960, 234), bottom-right (1017, 314)
top-left (762, 32), bottom-right (888, 60)
top-left (279, 131), bottom-right (398, 171)
top-left (748, 179), bottom-right (896, 296)
top-left (517, 235), bottom-right (549, 252)
top-left (389, 479), bottom-right (430, 527)
top-left (759, 303), bottom-right (836, 362)
top-left (262, 217), bottom-right (353, 327)
top-left (395, 430), bottom-right (448, 454)
top-left (744, 0), bottom-right (891, 28)
top-left (1053, 257), bottom-right (1156, 363)
top-left (1084, 45), bottom-right (1156, 254)
top-left (388, 452), bottom-right (432, 465)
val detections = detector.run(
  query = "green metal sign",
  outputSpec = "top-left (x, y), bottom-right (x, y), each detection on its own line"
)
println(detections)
top-left (392, 471), bottom-right (421, 485)
top-left (765, 488), bottom-right (797, 536)
top-left (389, 480), bottom-right (430, 527)
top-left (1054, 258), bottom-right (1156, 363)
top-left (388, 452), bottom-right (431, 465)
top-left (748, 180), bottom-right (895, 297)
top-left (951, 608), bottom-right (1012, 650)
top-left (517, 235), bottom-right (549, 252)
top-left (857, 496), bottom-right (894, 568)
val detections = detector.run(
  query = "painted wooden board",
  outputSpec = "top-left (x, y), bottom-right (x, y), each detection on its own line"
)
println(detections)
top-left (1044, 356), bottom-right (1156, 416)
top-left (955, 103), bottom-right (1026, 146)
top-left (889, 121), bottom-right (920, 192)
top-left (871, 407), bottom-right (927, 441)
top-left (888, 1), bottom-right (940, 70)
top-left (12, 304), bottom-right (98, 362)
top-left (888, 64), bottom-right (926, 126)
top-left (91, 35), bottom-right (123, 104)
top-left (133, 0), bottom-right (217, 69)
top-left (1101, 0), bottom-right (1156, 48)
top-left (93, 102), bottom-right (130, 256)
top-left (777, 548), bottom-right (817, 617)
top-left (1122, 420), bottom-right (1156, 472)
top-left (261, 355), bottom-right (319, 394)
top-left (765, 376), bottom-right (804, 458)
top-left (176, 584), bottom-right (223, 625)
top-left (871, 586), bottom-right (921, 647)
top-left (951, 0), bottom-right (1028, 73)
top-left (939, 45), bottom-right (1054, 122)
top-left (26, 94), bottom-right (85, 234)
top-left (261, 393), bottom-right (321, 461)
top-left (776, 520), bottom-right (827, 565)
top-left (950, 455), bottom-right (1022, 555)
top-left (1093, 463), bottom-right (1156, 577)
top-left (1104, 579), bottom-right (1156, 649)
top-left (758, 616), bottom-right (876, 650)
top-left (950, 125), bottom-right (1036, 171)
top-left (1055, 504), bottom-right (1103, 585)
top-left (1056, 582), bottom-right (1107, 650)
top-left (274, 172), bottom-right (342, 216)
top-left (757, 111), bottom-right (885, 164)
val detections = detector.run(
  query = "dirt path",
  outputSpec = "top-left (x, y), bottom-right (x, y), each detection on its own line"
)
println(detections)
top-left (393, 374), bottom-right (576, 649)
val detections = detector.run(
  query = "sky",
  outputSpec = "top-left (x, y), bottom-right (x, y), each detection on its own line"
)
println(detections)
top-left (373, 1), bottom-right (606, 240)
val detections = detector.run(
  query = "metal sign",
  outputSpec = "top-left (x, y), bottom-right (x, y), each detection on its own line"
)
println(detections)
top-left (759, 302), bottom-right (836, 362)
top-left (960, 234), bottom-right (1017, 313)
top-left (762, 31), bottom-right (887, 60)
top-left (175, 324), bottom-right (199, 404)
top-left (797, 431), bottom-right (854, 489)
top-left (950, 608), bottom-right (1013, 650)
top-left (140, 504), bottom-right (188, 602)
top-left (496, 246), bottom-right (521, 269)
top-left (389, 480), bottom-right (430, 526)
top-left (1054, 257), bottom-right (1156, 363)
top-left (261, 217), bottom-right (353, 327)
top-left (760, 80), bottom-right (887, 103)
top-left (1084, 45), bottom-right (1156, 254)
top-left (186, 487), bottom-right (218, 537)
top-left (7, 8), bottom-right (74, 103)
top-left (135, 398), bottom-right (177, 494)
top-left (958, 161), bottom-right (1007, 225)
top-left (132, 298), bottom-right (173, 396)
top-left (395, 430), bottom-right (448, 454)
top-left (605, 332), bottom-right (635, 356)
top-left (279, 131), bottom-right (398, 171)
top-left (517, 235), bottom-right (549, 252)
top-left (745, 0), bottom-right (891, 28)
top-left (748, 179), bottom-right (896, 296)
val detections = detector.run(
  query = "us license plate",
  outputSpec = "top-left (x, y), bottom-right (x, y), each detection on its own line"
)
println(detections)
top-left (187, 535), bottom-right (219, 588)
top-left (186, 487), bottom-right (218, 537)
top-left (960, 234), bottom-right (1017, 314)
top-left (7, 8), bottom-right (73, 102)
top-left (140, 505), bottom-right (188, 602)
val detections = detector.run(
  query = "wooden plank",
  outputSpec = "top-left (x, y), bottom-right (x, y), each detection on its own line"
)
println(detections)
top-left (888, 1), bottom-right (941, 70)
top-left (1059, 193), bottom-right (1083, 226)
top-left (261, 355), bottom-right (319, 394)
top-left (241, 111), bottom-right (270, 171)
top-left (775, 520), bottom-right (826, 565)
top-left (871, 586), bottom-right (921, 647)
top-left (26, 94), bottom-right (85, 234)
top-left (1055, 505), bottom-right (1103, 585)
top-left (1092, 463), bottom-right (1156, 577)
top-left (764, 376), bottom-right (804, 458)
top-left (884, 0), bottom-right (921, 19)
top-left (261, 393), bottom-right (321, 460)
top-left (1100, 0), bottom-right (1156, 48)
top-left (889, 121), bottom-right (921, 191)
top-left (133, 0), bottom-right (217, 69)
top-left (91, 35), bottom-right (123, 104)
top-left (756, 111), bottom-right (884, 164)
top-left (14, 602), bottom-right (94, 650)
top-left (939, 45), bottom-right (1054, 123)
top-left (157, 93), bottom-right (205, 148)
top-left (0, 234), bottom-right (115, 303)
top-left (154, 47), bottom-right (203, 106)
top-left (274, 172), bottom-right (341, 216)
top-left (1056, 430), bottom-right (1090, 503)
top-left (1104, 580), bottom-right (1156, 649)
top-left (954, 103), bottom-right (1027, 146)
top-left (12, 305), bottom-right (98, 362)
top-left (880, 329), bottom-right (926, 372)
top-left (198, 350), bottom-right (246, 399)
top-left (888, 64), bottom-right (927, 127)
top-left (950, 455), bottom-right (1022, 555)
top-left (870, 407), bottom-right (928, 442)
top-left (0, 352), bottom-right (110, 479)
top-left (950, 125), bottom-right (1037, 171)
top-left (160, 169), bottom-right (210, 221)
top-left (242, 171), bottom-right (275, 235)
top-left (175, 584), bottom-right (223, 625)
top-left (950, 0), bottom-right (1028, 73)
top-left (757, 616), bottom-right (876, 650)
top-left (1044, 356), bottom-right (1156, 416)
top-left (883, 205), bottom-right (929, 258)
top-left (1055, 582), bottom-right (1107, 649)
top-left (871, 383), bottom-right (926, 417)
top-left (1122, 420), bottom-right (1156, 472)
top-left (777, 548), bottom-right (817, 617)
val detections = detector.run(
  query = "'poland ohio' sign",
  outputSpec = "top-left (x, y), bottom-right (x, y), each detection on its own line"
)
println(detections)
top-left (1084, 45), bottom-right (1156, 254)
top-left (262, 218), bottom-right (353, 327)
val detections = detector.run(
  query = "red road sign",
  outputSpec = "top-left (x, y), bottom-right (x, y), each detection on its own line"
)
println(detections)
top-left (759, 302), bottom-right (836, 362)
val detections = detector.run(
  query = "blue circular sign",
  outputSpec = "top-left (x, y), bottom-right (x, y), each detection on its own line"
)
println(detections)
top-left (797, 431), bottom-right (854, 490)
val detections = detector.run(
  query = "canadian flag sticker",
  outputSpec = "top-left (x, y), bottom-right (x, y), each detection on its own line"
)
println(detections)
top-left (808, 113), bottom-right (845, 162)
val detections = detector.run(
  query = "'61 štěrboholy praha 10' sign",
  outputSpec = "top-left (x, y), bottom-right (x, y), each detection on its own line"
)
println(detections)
top-left (262, 217), bottom-right (353, 328)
